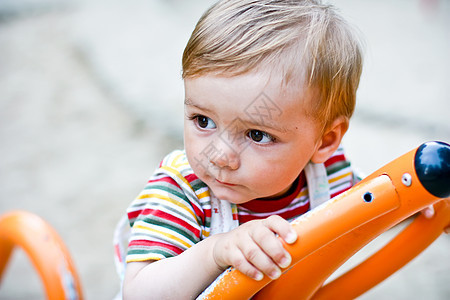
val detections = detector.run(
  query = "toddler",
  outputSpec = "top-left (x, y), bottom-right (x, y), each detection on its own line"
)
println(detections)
top-left (122, 0), bottom-right (363, 298)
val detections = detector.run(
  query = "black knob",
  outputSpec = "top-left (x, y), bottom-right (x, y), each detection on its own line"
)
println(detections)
top-left (414, 141), bottom-right (450, 198)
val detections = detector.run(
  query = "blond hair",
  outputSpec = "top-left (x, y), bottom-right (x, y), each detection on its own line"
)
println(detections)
top-left (182, 0), bottom-right (363, 128)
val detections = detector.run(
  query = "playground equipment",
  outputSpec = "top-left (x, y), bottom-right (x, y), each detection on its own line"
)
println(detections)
top-left (0, 211), bottom-right (83, 300)
top-left (0, 141), bottom-right (448, 299)
top-left (199, 141), bottom-right (450, 299)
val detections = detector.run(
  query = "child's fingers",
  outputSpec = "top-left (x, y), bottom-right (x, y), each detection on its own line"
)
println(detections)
top-left (238, 236), bottom-right (281, 280)
top-left (421, 205), bottom-right (435, 219)
top-left (262, 215), bottom-right (297, 244)
top-left (213, 233), bottom-right (266, 281)
top-left (214, 216), bottom-right (298, 281)
top-left (420, 205), bottom-right (450, 234)
top-left (213, 229), bottom-right (280, 281)
top-left (249, 224), bottom-right (290, 269)
top-left (229, 247), bottom-right (265, 281)
top-left (445, 226), bottom-right (450, 234)
top-left (254, 216), bottom-right (296, 269)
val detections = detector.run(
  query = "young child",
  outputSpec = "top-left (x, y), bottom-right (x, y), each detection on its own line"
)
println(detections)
top-left (122, 0), bottom-right (363, 298)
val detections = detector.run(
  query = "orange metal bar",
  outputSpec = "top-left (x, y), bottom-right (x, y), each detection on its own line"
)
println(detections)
top-left (199, 141), bottom-right (450, 299)
top-left (313, 199), bottom-right (450, 299)
top-left (256, 142), bottom-right (449, 299)
top-left (0, 211), bottom-right (83, 300)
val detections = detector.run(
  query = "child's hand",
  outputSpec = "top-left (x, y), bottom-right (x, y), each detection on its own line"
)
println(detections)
top-left (211, 215), bottom-right (297, 281)
top-left (421, 203), bottom-right (450, 234)
top-left (421, 205), bottom-right (435, 219)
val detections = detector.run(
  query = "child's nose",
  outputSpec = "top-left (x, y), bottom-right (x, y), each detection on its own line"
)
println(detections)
top-left (209, 140), bottom-right (240, 170)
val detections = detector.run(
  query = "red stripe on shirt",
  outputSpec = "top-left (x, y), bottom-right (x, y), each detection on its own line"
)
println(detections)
top-left (324, 154), bottom-right (346, 168)
top-left (129, 240), bottom-right (184, 255)
top-left (128, 210), bottom-right (141, 221)
top-left (139, 208), bottom-right (201, 237)
top-left (185, 173), bottom-right (199, 184)
top-left (189, 197), bottom-right (205, 224)
top-left (148, 176), bottom-right (179, 186)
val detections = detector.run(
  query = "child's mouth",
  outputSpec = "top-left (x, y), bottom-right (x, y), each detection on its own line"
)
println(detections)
top-left (216, 179), bottom-right (236, 186)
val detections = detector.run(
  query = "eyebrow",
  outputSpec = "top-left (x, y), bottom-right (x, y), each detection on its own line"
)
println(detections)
top-left (245, 118), bottom-right (288, 134)
top-left (184, 98), bottom-right (288, 133)
top-left (184, 98), bottom-right (213, 113)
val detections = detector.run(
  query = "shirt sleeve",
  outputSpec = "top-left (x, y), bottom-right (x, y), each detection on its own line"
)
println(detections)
top-left (126, 169), bottom-right (203, 263)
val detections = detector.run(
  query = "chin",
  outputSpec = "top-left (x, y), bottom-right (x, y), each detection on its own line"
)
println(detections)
top-left (210, 188), bottom-right (250, 204)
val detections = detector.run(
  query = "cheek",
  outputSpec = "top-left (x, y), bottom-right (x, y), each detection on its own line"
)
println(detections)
top-left (184, 124), bottom-right (200, 152)
top-left (184, 128), bottom-right (197, 163)
top-left (185, 139), bottom-right (201, 166)
top-left (249, 149), bottom-right (308, 186)
top-left (184, 130), bottom-right (210, 174)
top-left (243, 151), bottom-right (301, 186)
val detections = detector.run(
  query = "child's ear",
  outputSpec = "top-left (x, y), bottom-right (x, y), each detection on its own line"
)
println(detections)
top-left (311, 116), bottom-right (349, 164)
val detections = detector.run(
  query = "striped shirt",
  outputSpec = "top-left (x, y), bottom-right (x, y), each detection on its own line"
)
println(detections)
top-left (126, 148), bottom-right (356, 263)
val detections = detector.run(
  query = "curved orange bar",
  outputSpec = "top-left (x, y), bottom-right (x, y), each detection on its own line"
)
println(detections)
top-left (256, 142), bottom-right (450, 299)
top-left (313, 199), bottom-right (450, 299)
top-left (199, 141), bottom-right (450, 299)
top-left (0, 211), bottom-right (83, 300)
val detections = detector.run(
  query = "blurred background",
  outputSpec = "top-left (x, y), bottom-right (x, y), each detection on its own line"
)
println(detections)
top-left (0, 0), bottom-right (448, 299)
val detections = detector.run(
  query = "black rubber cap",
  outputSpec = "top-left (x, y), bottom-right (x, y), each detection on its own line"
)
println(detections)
top-left (414, 141), bottom-right (450, 198)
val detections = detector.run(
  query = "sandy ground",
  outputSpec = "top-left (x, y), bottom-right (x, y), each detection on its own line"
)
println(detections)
top-left (0, 0), bottom-right (449, 299)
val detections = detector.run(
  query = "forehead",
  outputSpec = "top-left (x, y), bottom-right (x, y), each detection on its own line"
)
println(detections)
top-left (184, 71), bottom-right (312, 110)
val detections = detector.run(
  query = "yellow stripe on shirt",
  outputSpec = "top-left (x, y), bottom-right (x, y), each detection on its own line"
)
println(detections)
top-left (134, 224), bottom-right (192, 249)
top-left (328, 171), bottom-right (352, 184)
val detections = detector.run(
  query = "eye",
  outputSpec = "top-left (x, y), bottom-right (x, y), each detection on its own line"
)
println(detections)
top-left (195, 115), bottom-right (216, 129)
top-left (247, 130), bottom-right (274, 144)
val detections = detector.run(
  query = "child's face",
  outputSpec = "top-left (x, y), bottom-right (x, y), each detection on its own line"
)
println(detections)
top-left (184, 71), bottom-right (322, 204)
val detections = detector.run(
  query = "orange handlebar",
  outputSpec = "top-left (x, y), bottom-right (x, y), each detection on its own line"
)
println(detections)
top-left (199, 141), bottom-right (450, 299)
top-left (0, 211), bottom-right (83, 300)
top-left (312, 199), bottom-right (450, 299)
